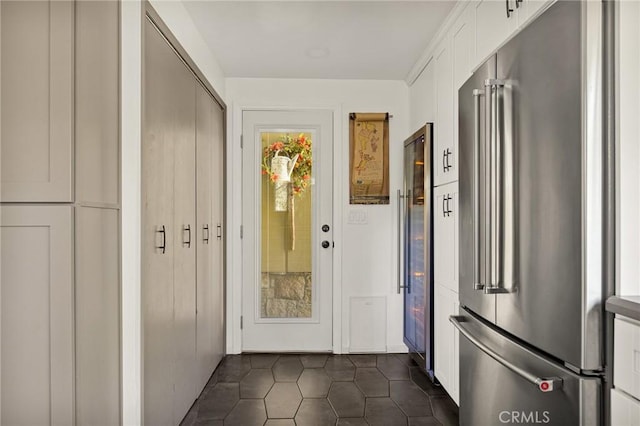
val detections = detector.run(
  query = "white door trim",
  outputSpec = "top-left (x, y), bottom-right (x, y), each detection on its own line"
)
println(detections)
top-left (227, 101), bottom-right (344, 354)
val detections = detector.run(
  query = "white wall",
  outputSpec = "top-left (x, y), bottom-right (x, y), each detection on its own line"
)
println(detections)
top-left (618, 0), bottom-right (640, 296)
top-left (120, 1), bottom-right (227, 424)
top-left (225, 78), bottom-right (410, 354)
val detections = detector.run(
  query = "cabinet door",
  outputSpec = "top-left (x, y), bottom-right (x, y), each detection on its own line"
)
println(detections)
top-left (434, 182), bottom-right (458, 293)
top-left (475, 0), bottom-right (518, 65)
top-left (1, 205), bottom-right (74, 425)
top-left (143, 20), bottom-right (178, 426)
top-left (196, 83), bottom-right (215, 393)
top-left (452, 4), bottom-right (475, 92)
top-left (0, 0), bottom-right (73, 202)
top-left (171, 66), bottom-right (197, 426)
top-left (211, 97), bottom-right (226, 373)
top-left (434, 283), bottom-right (459, 405)
top-left (75, 0), bottom-right (119, 206)
top-left (435, 41), bottom-right (456, 185)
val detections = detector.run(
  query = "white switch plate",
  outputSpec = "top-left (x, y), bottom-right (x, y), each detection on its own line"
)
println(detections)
top-left (348, 209), bottom-right (368, 224)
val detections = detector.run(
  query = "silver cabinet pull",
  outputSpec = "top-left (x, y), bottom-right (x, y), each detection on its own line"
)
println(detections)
top-left (216, 223), bottom-right (222, 240)
top-left (203, 224), bottom-right (210, 244)
top-left (156, 225), bottom-right (166, 254)
top-left (183, 224), bottom-right (191, 248)
top-left (450, 315), bottom-right (564, 392)
top-left (473, 89), bottom-right (485, 291)
top-left (506, 0), bottom-right (514, 18)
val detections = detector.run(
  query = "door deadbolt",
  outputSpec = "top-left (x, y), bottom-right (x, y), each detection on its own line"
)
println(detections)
top-left (321, 241), bottom-right (330, 249)
top-left (322, 224), bottom-right (330, 232)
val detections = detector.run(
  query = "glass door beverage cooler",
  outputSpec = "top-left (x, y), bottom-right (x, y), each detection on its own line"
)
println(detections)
top-left (398, 124), bottom-right (434, 380)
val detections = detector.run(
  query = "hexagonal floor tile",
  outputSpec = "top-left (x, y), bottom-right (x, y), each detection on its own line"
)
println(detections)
top-left (300, 354), bottom-right (328, 368)
top-left (355, 368), bottom-right (389, 397)
top-left (264, 382), bottom-right (302, 419)
top-left (297, 368), bottom-right (332, 398)
top-left (336, 418), bottom-right (370, 426)
top-left (389, 380), bottom-right (433, 417)
top-left (408, 417), bottom-right (442, 426)
top-left (224, 399), bottom-right (267, 426)
top-left (273, 356), bottom-right (304, 382)
top-left (348, 354), bottom-right (377, 368)
top-left (240, 368), bottom-right (274, 399)
top-left (250, 353), bottom-right (280, 368)
top-left (328, 381), bottom-right (365, 418)
top-left (365, 397), bottom-right (407, 426)
top-left (295, 399), bottom-right (337, 426)
top-left (324, 356), bottom-right (356, 381)
top-left (196, 382), bottom-right (239, 420)
top-left (265, 420), bottom-right (296, 426)
top-left (376, 354), bottom-right (410, 380)
top-left (216, 355), bottom-right (251, 382)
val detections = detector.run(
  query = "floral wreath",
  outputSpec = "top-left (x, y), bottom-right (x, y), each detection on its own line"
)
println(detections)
top-left (262, 133), bottom-right (312, 196)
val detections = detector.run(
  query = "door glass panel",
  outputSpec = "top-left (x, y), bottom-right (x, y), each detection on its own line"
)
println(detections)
top-left (405, 136), bottom-right (426, 357)
top-left (260, 131), bottom-right (313, 319)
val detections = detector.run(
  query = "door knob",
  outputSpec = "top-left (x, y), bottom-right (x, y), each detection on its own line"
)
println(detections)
top-left (321, 240), bottom-right (330, 249)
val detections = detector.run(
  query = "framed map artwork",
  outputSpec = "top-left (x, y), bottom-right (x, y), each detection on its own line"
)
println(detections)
top-left (349, 112), bottom-right (390, 204)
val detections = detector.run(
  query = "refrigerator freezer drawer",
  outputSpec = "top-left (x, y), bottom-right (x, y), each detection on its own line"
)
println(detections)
top-left (453, 310), bottom-right (601, 425)
top-left (614, 318), bottom-right (640, 400)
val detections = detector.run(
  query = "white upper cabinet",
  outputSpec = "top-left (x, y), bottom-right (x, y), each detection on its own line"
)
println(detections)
top-left (0, 0), bottom-right (74, 202)
top-left (452, 4), bottom-right (476, 92)
top-left (434, 41), bottom-right (456, 186)
top-left (409, 58), bottom-right (436, 132)
top-left (475, 0), bottom-right (519, 65)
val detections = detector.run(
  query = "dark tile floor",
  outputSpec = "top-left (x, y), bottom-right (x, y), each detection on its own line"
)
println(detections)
top-left (180, 353), bottom-right (459, 426)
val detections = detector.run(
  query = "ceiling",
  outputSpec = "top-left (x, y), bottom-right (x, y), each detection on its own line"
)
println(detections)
top-left (183, 0), bottom-right (456, 80)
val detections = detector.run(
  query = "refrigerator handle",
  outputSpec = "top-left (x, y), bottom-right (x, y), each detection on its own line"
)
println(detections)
top-left (473, 89), bottom-right (485, 291)
top-left (484, 79), bottom-right (511, 295)
top-left (450, 315), bottom-right (564, 392)
top-left (397, 189), bottom-right (407, 294)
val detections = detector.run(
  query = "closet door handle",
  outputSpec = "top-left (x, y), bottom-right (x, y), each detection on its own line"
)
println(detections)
top-left (183, 224), bottom-right (191, 248)
top-left (203, 224), bottom-right (210, 244)
top-left (156, 225), bottom-right (166, 254)
top-left (506, 0), bottom-right (514, 18)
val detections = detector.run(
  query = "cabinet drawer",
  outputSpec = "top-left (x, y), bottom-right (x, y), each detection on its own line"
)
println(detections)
top-left (614, 318), bottom-right (640, 400)
top-left (611, 388), bottom-right (640, 426)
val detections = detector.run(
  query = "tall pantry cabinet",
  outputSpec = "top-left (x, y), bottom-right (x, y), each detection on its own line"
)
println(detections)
top-left (0, 1), bottom-right (120, 425)
top-left (143, 15), bottom-right (225, 425)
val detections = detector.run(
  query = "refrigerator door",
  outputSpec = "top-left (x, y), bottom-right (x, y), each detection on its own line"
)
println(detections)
top-left (453, 309), bottom-right (601, 426)
top-left (493, 0), bottom-right (603, 371)
top-left (458, 55), bottom-right (497, 323)
top-left (402, 125), bottom-right (434, 376)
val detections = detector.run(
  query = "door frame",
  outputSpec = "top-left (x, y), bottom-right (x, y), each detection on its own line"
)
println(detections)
top-left (228, 102), bottom-right (344, 354)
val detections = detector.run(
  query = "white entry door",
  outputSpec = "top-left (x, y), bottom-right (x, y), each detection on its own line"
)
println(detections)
top-left (242, 109), bottom-right (333, 352)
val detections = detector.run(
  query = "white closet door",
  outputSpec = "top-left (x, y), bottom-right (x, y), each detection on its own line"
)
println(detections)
top-left (143, 19), bottom-right (178, 426)
top-left (1, 205), bottom-right (74, 425)
top-left (171, 64), bottom-right (198, 426)
top-left (196, 83), bottom-right (215, 393)
top-left (0, 0), bottom-right (73, 202)
top-left (211, 97), bottom-right (225, 373)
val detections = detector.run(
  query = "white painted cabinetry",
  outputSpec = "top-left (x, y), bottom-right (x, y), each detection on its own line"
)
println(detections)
top-left (433, 182), bottom-right (459, 404)
top-left (474, 0), bottom-right (518, 65)
top-left (612, 317), bottom-right (640, 424)
top-left (434, 183), bottom-right (458, 294)
top-left (1, 1), bottom-right (121, 424)
top-left (434, 41), bottom-right (456, 186)
top-left (434, 284), bottom-right (460, 405)
top-left (0, 206), bottom-right (74, 426)
top-left (0, 0), bottom-right (73, 202)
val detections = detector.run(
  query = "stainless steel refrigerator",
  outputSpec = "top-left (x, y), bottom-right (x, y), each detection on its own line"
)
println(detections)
top-left (454, 1), bottom-right (606, 424)
top-left (400, 124), bottom-right (435, 380)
